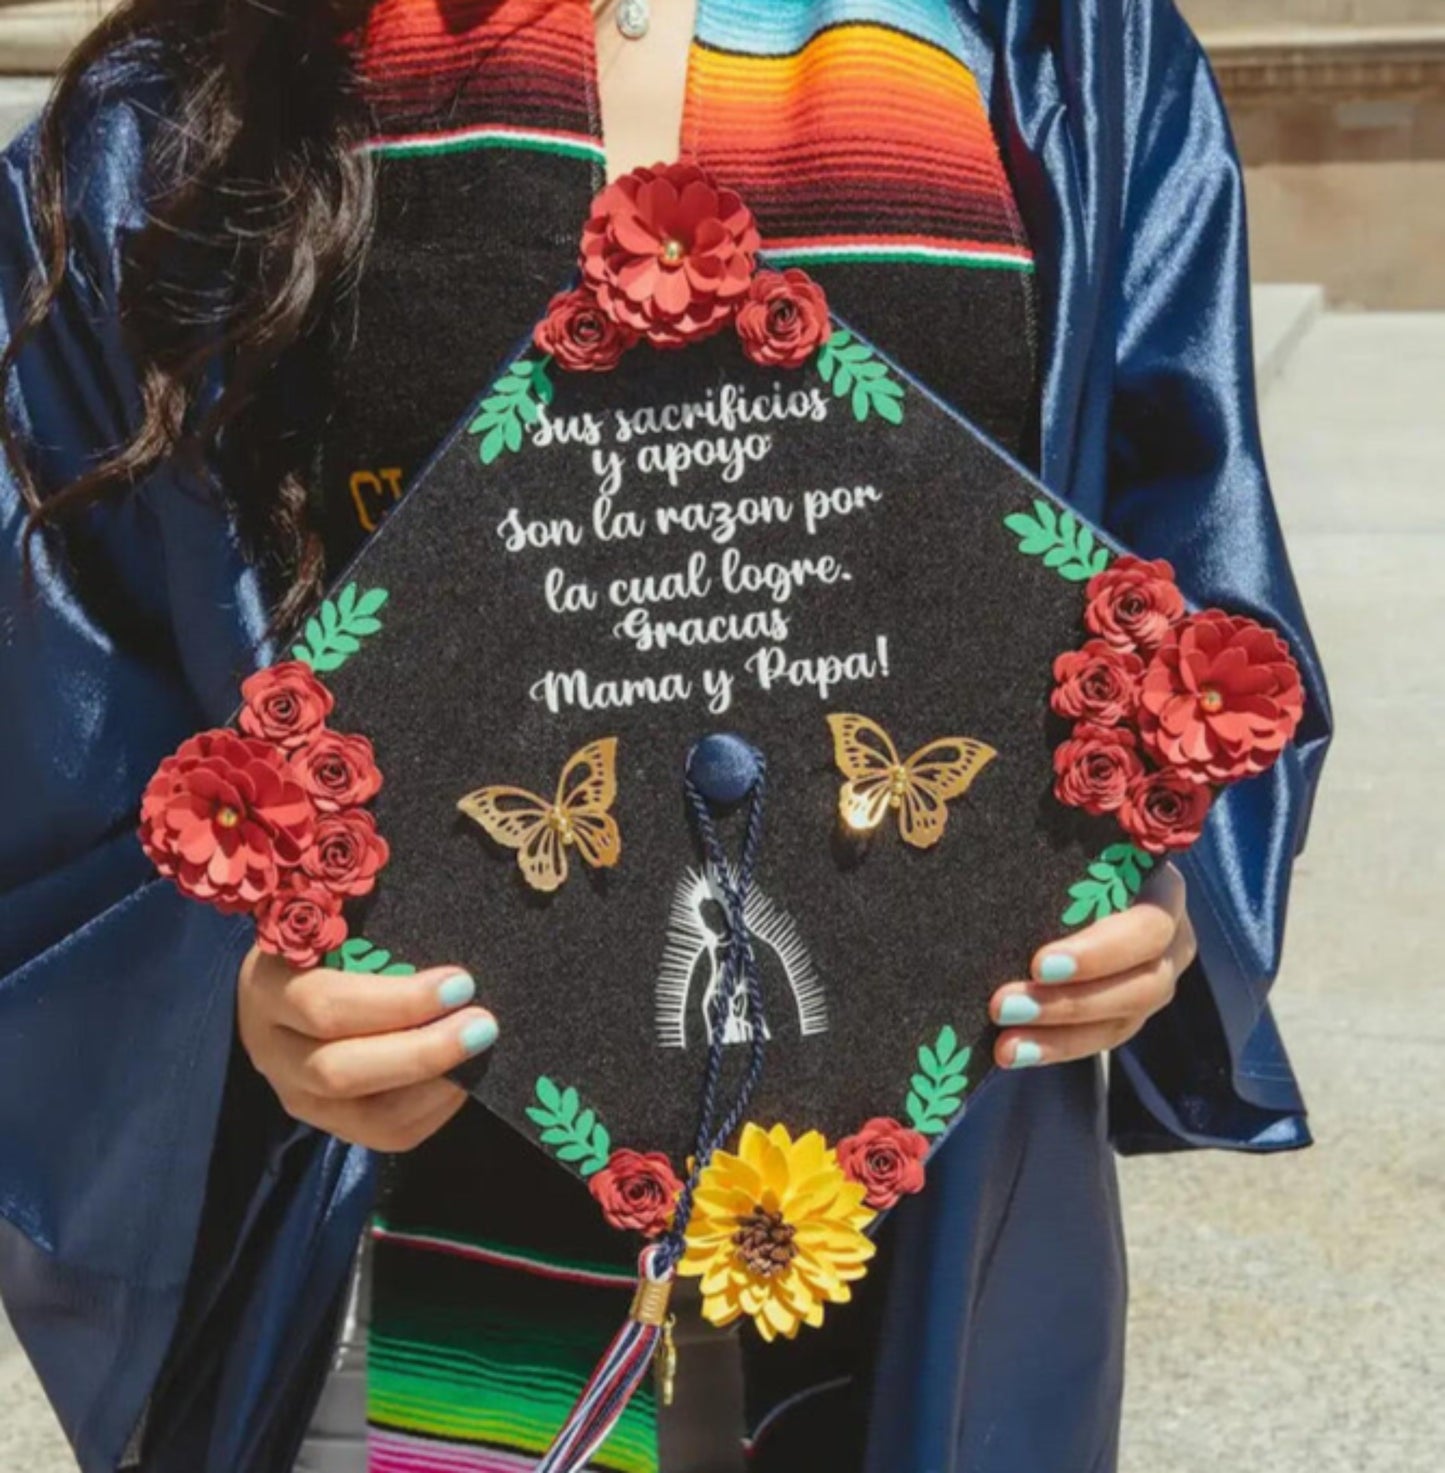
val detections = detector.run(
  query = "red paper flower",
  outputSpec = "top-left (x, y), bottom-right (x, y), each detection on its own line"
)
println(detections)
top-left (290, 731), bottom-right (382, 813)
top-left (836, 1118), bottom-right (929, 1211)
top-left (736, 268), bottom-right (831, 370)
top-left (139, 731), bottom-right (316, 914)
top-left (238, 661), bottom-right (335, 751)
top-left (1053, 723), bottom-right (1146, 815)
top-left (1050, 640), bottom-right (1144, 727)
top-left (580, 162), bottom-right (761, 348)
top-left (1138, 611), bottom-right (1306, 785)
top-left (1118, 769), bottom-right (1212, 855)
top-left (255, 876), bottom-right (349, 970)
top-left (589, 1149), bottom-right (683, 1238)
top-left (534, 286), bottom-right (638, 373)
top-left (1084, 556), bottom-right (1186, 655)
top-left (301, 808), bottom-right (390, 899)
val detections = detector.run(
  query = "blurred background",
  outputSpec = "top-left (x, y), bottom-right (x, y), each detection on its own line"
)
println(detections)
top-left (0, 2), bottom-right (1441, 1470)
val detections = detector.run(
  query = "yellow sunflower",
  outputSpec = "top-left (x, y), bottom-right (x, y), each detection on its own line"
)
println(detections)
top-left (678, 1123), bottom-right (877, 1342)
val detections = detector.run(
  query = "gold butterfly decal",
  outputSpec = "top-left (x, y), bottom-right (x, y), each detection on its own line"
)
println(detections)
top-left (457, 739), bottom-right (621, 894)
top-left (828, 714), bottom-right (996, 850)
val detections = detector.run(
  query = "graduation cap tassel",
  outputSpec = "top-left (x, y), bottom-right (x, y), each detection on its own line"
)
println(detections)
top-left (538, 739), bottom-right (771, 1473)
top-left (535, 1243), bottom-right (676, 1473)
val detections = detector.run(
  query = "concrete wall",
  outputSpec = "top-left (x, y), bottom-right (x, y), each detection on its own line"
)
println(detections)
top-left (1177, 6), bottom-right (1445, 308)
top-left (1181, 0), bottom-right (1445, 26)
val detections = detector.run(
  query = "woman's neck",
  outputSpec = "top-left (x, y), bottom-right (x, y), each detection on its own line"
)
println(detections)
top-left (593, 0), bottom-right (699, 178)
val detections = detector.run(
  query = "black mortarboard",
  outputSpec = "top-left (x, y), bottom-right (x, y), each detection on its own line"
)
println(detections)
top-left (313, 308), bottom-right (1131, 1189)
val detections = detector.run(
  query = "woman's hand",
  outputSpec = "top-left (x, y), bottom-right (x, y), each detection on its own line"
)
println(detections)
top-left (237, 947), bottom-right (498, 1152)
top-left (990, 863), bottom-right (1196, 1070)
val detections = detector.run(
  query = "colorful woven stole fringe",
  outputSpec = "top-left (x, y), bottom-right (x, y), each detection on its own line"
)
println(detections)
top-left (348, 4), bottom-right (1038, 1470)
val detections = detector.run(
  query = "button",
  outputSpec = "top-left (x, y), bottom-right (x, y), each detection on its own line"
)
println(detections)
top-left (686, 734), bottom-right (761, 805)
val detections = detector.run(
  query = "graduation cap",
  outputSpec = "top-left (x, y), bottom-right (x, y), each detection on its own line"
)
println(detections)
top-left (138, 164), bottom-right (1305, 1470)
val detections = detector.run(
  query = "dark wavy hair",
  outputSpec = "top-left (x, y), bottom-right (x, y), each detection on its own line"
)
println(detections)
top-left (0, 0), bottom-right (376, 630)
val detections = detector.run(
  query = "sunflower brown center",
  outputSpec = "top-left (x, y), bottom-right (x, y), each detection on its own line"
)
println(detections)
top-left (216, 805), bottom-right (241, 829)
top-left (733, 1208), bottom-right (797, 1278)
top-left (1199, 687), bottom-right (1225, 714)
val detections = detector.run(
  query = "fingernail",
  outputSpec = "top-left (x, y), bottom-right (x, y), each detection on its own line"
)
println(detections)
top-left (460, 1016), bottom-right (498, 1055)
top-left (1010, 1041), bottom-right (1044, 1070)
top-left (998, 994), bottom-right (1042, 1026)
top-left (437, 973), bottom-right (477, 1010)
top-left (1038, 953), bottom-right (1078, 985)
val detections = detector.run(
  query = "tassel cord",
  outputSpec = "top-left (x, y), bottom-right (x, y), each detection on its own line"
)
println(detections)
top-left (656, 758), bottom-right (771, 1274)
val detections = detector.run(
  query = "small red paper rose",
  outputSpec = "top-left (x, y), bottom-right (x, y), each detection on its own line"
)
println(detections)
top-left (534, 286), bottom-right (638, 373)
top-left (139, 731), bottom-right (316, 914)
top-left (1050, 640), bottom-right (1145, 727)
top-left (238, 661), bottom-right (335, 751)
top-left (1053, 723), bottom-right (1146, 815)
top-left (301, 808), bottom-right (390, 899)
top-left (736, 268), bottom-right (831, 370)
top-left (836, 1118), bottom-right (929, 1211)
top-left (1118, 769), bottom-right (1212, 855)
top-left (581, 161), bottom-right (761, 348)
top-left (1084, 556), bottom-right (1186, 656)
top-left (255, 876), bottom-right (349, 970)
top-left (1138, 611), bottom-right (1306, 785)
top-left (589, 1149), bottom-right (683, 1238)
top-left (290, 731), bottom-right (382, 813)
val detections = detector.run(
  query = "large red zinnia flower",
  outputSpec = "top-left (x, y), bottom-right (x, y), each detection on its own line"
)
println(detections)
top-left (1138, 611), bottom-right (1305, 785)
top-left (139, 731), bottom-right (316, 913)
top-left (580, 162), bottom-right (761, 348)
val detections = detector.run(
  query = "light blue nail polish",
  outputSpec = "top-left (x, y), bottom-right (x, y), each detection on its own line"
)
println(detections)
top-left (460, 1017), bottom-right (498, 1055)
top-left (1038, 953), bottom-right (1078, 985)
top-left (1010, 1041), bottom-right (1044, 1070)
top-left (437, 973), bottom-right (476, 1010)
top-left (999, 994), bottom-right (1042, 1026)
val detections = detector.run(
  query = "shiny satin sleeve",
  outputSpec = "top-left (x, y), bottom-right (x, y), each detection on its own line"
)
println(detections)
top-left (1101, 0), bottom-right (1332, 1153)
top-left (0, 75), bottom-right (373, 1473)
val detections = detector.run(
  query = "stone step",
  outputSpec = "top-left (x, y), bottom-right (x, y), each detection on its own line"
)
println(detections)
top-left (1252, 283), bottom-right (1326, 396)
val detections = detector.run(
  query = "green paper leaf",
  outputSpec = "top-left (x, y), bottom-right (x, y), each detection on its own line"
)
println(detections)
top-left (530, 357), bottom-right (556, 405)
top-left (1006, 498), bottom-right (1114, 584)
top-left (813, 333), bottom-right (907, 423)
top-left (292, 583), bottom-right (391, 673)
top-left (326, 938), bottom-right (416, 976)
top-left (874, 393), bottom-right (905, 426)
top-left (530, 1076), bottom-right (614, 1178)
top-left (905, 1025), bottom-right (973, 1134)
top-left (1061, 845), bottom-right (1153, 929)
top-left (470, 355), bottom-right (548, 464)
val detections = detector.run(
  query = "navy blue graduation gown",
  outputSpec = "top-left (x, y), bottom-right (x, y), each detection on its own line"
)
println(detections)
top-left (0, 3), bottom-right (1332, 1469)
